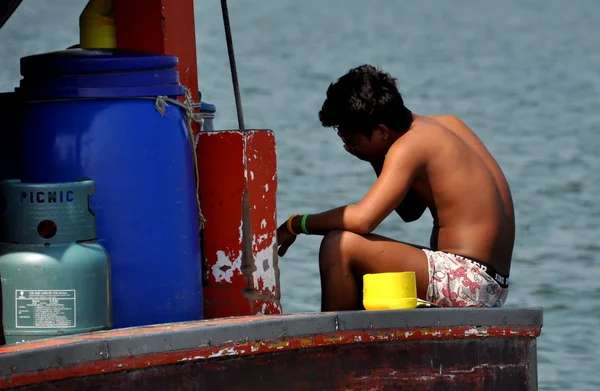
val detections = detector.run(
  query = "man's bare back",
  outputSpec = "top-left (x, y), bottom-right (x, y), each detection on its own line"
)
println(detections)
top-left (402, 114), bottom-right (515, 276)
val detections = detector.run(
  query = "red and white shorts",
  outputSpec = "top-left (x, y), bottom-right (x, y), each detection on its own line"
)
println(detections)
top-left (423, 249), bottom-right (509, 308)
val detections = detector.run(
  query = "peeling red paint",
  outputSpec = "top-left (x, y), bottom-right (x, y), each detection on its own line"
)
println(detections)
top-left (196, 131), bottom-right (281, 318)
top-left (0, 325), bottom-right (540, 389)
top-left (196, 131), bottom-right (249, 318)
top-left (246, 131), bottom-right (281, 314)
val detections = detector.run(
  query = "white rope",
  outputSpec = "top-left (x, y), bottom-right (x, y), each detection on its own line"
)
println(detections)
top-left (155, 89), bottom-right (206, 229)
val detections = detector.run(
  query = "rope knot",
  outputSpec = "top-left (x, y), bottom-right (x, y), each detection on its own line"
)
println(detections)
top-left (153, 90), bottom-right (206, 229)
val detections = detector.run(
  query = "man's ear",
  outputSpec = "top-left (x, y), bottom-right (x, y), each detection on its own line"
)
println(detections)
top-left (377, 124), bottom-right (391, 139)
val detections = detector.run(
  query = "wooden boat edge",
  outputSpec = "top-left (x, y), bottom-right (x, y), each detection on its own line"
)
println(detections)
top-left (0, 307), bottom-right (542, 389)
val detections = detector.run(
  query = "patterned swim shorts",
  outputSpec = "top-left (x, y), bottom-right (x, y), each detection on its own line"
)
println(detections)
top-left (423, 249), bottom-right (509, 308)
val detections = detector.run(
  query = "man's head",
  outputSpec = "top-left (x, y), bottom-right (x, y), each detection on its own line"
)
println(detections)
top-left (319, 64), bottom-right (413, 162)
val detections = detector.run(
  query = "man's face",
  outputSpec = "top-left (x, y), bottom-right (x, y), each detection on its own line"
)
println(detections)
top-left (337, 128), bottom-right (385, 162)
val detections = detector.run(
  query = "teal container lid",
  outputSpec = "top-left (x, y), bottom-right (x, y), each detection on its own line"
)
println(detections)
top-left (0, 179), bottom-right (97, 245)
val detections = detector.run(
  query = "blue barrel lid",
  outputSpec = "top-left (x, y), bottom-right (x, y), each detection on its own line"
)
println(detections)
top-left (17, 49), bottom-right (185, 100)
top-left (199, 101), bottom-right (216, 113)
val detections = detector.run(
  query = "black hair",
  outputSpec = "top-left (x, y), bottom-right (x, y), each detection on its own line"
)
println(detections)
top-left (318, 64), bottom-right (413, 138)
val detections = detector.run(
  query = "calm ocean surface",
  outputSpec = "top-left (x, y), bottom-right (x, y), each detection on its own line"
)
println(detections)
top-left (1, 1), bottom-right (599, 389)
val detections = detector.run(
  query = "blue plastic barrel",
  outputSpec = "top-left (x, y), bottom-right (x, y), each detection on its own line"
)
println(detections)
top-left (16, 49), bottom-right (203, 328)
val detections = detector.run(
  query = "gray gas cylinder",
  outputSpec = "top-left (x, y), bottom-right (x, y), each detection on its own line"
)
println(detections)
top-left (0, 179), bottom-right (112, 344)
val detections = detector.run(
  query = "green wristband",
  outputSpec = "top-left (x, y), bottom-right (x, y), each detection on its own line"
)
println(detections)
top-left (300, 214), bottom-right (310, 234)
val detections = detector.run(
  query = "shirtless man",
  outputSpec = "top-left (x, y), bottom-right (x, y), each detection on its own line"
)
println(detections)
top-left (277, 64), bottom-right (514, 310)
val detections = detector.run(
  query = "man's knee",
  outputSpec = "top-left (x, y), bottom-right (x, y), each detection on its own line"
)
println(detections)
top-left (319, 230), bottom-right (361, 268)
top-left (320, 230), bottom-right (359, 251)
top-left (320, 230), bottom-right (344, 247)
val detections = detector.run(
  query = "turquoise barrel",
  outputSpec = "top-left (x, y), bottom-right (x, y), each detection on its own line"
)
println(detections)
top-left (0, 179), bottom-right (111, 344)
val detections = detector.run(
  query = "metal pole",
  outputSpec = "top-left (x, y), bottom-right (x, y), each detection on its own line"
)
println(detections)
top-left (220, 0), bottom-right (246, 130)
top-left (0, 0), bottom-right (23, 29)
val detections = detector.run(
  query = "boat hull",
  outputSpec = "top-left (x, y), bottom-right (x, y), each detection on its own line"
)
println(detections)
top-left (0, 308), bottom-right (542, 390)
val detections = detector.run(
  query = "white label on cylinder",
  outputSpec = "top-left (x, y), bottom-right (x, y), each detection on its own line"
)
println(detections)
top-left (14, 290), bottom-right (76, 328)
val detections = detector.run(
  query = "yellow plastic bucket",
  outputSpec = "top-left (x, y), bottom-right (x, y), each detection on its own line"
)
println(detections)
top-left (363, 272), bottom-right (418, 310)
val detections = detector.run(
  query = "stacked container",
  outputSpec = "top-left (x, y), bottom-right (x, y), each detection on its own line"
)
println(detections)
top-left (14, 49), bottom-right (204, 328)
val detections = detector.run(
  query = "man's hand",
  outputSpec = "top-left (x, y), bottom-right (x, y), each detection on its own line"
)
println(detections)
top-left (277, 222), bottom-right (297, 257)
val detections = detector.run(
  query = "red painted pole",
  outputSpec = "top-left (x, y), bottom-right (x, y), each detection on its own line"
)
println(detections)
top-left (197, 130), bottom-right (282, 318)
top-left (114, 0), bottom-right (200, 112)
top-left (246, 131), bottom-right (281, 315)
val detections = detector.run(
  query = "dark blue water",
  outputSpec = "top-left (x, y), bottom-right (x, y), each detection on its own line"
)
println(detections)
top-left (2, 1), bottom-right (598, 389)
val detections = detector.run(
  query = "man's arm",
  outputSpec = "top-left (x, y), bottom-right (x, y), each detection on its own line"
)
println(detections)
top-left (289, 140), bottom-right (425, 235)
top-left (370, 160), bottom-right (427, 223)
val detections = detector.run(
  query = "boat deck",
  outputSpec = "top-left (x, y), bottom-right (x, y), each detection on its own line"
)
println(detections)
top-left (0, 307), bottom-right (542, 390)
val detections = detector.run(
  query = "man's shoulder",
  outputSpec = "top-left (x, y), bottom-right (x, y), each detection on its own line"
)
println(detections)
top-left (427, 113), bottom-right (464, 124)
top-left (417, 114), bottom-right (470, 131)
top-left (403, 115), bottom-right (459, 144)
top-left (387, 120), bottom-right (444, 165)
top-left (391, 114), bottom-right (477, 167)
top-left (410, 114), bottom-right (481, 147)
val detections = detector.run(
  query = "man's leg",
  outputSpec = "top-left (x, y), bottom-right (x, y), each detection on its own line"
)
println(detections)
top-left (318, 230), bottom-right (430, 311)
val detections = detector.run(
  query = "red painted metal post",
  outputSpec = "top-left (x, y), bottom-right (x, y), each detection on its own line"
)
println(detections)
top-left (197, 130), bottom-right (282, 318)
top-left (246, 131), bottom-right (281, 315)
top-left (114, 0), bottom-right (201, 110)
